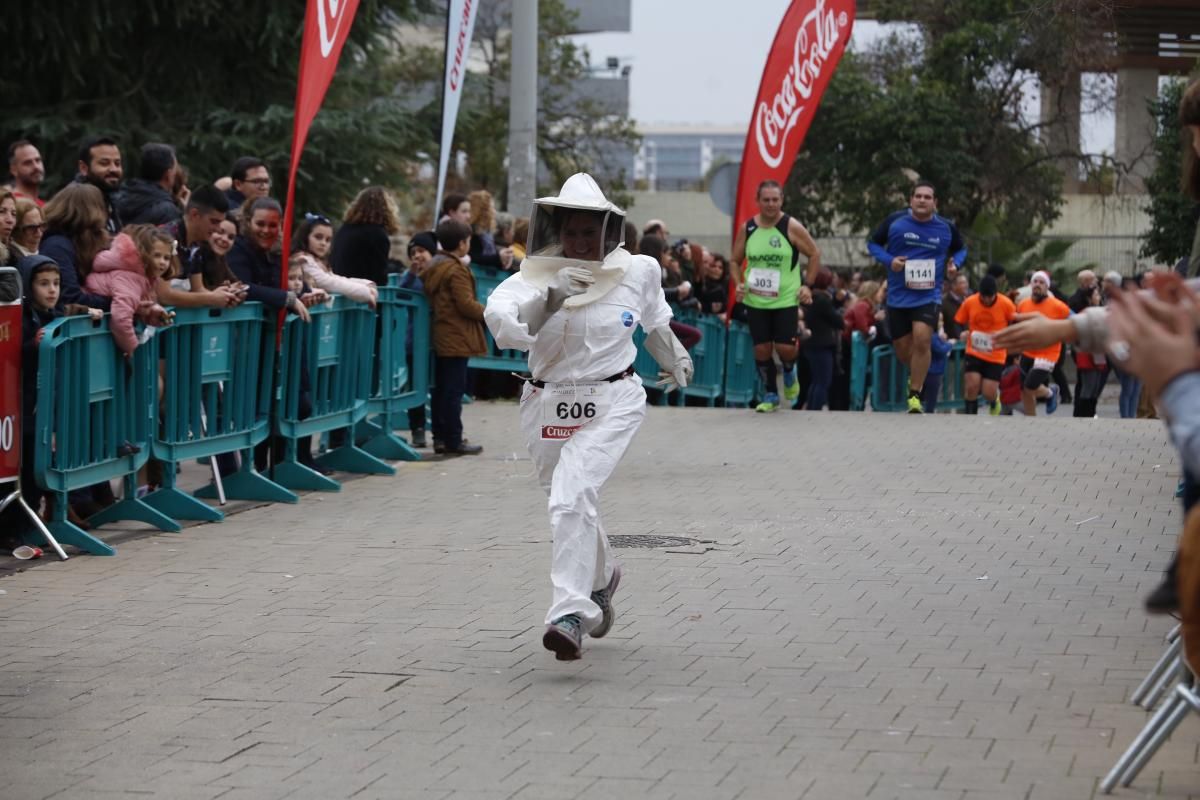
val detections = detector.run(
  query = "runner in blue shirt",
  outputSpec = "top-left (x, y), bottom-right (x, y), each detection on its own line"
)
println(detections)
top-left (867, 181), bottom-right (966, 413)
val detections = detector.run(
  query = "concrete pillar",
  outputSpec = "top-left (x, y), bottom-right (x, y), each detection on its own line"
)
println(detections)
top-left (506, 0), bottom-right (538, 216)
top-left (1115, 67), bottom-right (1159, 193)
top-left (1040, 71), bottom-right (1082, 192)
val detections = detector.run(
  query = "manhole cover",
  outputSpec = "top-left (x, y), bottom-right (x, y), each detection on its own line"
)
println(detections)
top-left (610, 535), bottom-right (696, 549)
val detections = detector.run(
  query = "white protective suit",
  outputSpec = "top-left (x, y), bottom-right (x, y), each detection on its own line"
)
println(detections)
top-left (484, 173), bottom-right (692, 633)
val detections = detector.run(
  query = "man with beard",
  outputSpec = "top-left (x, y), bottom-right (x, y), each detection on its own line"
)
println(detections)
top-left (75, 135), bottom-right (124, 236)
top-left (1015, 270), bottom-right (1070, 416)
top-left (7, 141), bottom-right (45, 207)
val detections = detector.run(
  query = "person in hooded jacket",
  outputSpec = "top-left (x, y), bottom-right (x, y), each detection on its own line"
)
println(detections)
top-left (423, 220), bottom-right (487, 456)
top-left (14, 256), bottom-right (100, 529)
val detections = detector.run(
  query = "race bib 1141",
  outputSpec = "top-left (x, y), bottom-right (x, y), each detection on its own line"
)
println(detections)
top-left (904, 259), bottom-right (936, 290)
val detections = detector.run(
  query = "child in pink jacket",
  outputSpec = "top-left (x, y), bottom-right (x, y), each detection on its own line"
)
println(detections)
top-left (85, 224), bottom-right (174, 355)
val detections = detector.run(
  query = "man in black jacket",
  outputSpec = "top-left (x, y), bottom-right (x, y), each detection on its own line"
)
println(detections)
top-left (117, 142), bottom-right (181, 227)
top-left (75, 135), bottom-right (124, 236)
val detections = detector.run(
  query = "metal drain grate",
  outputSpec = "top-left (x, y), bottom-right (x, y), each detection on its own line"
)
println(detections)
top-left (610, 535), bottom-right (697, 549)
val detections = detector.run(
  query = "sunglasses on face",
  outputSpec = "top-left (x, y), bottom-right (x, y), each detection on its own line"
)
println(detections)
top-left (19, 223), bottom-right (46, 233)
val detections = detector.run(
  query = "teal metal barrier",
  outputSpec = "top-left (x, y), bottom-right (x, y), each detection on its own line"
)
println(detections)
top-left (869, 341), bottom-right (966, 412)
top-left (33, 314), bottom-right (175, 555)
top-left (357, 286), bottom-right (430, 461)
top-left (849, 331), bottom-right (869, 411)
top-left (469, 265), bottom-right (528, 372)
top-left (151, 303), bottom-right (294, 520)
top-left (274, 296), bottom-right (394, 491)
top-left (722, 320), bottom-right (758, 407)
top-left (679, 312), bottom-right (726, 406)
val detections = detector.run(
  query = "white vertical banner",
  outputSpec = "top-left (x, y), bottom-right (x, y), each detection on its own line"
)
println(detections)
top-left (435, 0), bottom-right (479, 220)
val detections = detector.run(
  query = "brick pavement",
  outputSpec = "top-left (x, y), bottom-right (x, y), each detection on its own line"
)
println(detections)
top-left (0, 404), bottom-right (1196, 799)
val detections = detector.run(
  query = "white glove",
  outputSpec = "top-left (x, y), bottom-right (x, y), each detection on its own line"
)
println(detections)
top-left (644, 326), bottom-right (693, 393)
top-left (519, 267), bottom-right (596, 336)
top-left (547, 267), bottom-right (595, 313)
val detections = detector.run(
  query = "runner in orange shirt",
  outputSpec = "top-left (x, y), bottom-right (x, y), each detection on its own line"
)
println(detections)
top-left (953, 275), bottom-right (1015, 415)
top-left (1015, 270), bottom-right (1070, 416)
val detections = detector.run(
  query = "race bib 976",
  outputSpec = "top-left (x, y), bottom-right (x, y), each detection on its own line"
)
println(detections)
top-left (969, 331), bottom-right (994, 354)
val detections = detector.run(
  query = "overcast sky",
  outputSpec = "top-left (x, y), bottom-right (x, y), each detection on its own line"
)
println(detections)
top-left (570, 0), bottom-right (1115, 154)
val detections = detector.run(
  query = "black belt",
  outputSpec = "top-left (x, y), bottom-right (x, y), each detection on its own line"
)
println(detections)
top-left (529, 365), bottom-right (634, 389)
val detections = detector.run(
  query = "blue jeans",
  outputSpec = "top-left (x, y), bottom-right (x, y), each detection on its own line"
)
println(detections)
top-left (1116, 369), bottom-right (1142, 419)
top-left (921, 373), bottom-right (943, 413)
top-left (805, 346), bottom-right (834, 410)
top-left (432, 356), bottom-right (469, 448)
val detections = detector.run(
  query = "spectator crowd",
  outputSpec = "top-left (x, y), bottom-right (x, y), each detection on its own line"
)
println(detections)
top-left (0, 126), bottom-right (1186, 545)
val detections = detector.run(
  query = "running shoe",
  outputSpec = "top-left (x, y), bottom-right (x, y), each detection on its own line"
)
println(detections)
top-left (1046, 385), bottom-right (1060, 415)
top-left (989, 395), bottom-right (1002, 416)
top-left (906, 395), bottom-right (924, 414)
top-left (755, 393), bottom-right (780, 413)
top-left (782, 370), bottom-right (800, 403)
top-left (589, 564), bottom-right (622, 639)
top-left (543, 614), bottom-right (583, 660)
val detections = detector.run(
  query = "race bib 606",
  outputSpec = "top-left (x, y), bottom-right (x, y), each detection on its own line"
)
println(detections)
top-left (541, 382), bottom-right (608, 440)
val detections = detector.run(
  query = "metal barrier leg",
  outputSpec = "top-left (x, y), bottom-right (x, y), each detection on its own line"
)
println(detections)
top-left (143, 466), bottom-right (224, 523)
top-left (208, 456), bottom-right (227, 505)
top-left (0, 487), bottom-right (68, 560)
top-left (88, 475), bottom-right (182, 533)
top-left (1117, 688), bottom-right (1193, 789)
top-left (43, 491), bottom-right (116, 556)
top-left (1142, 654), bottom-right (1184, 710)
top-left (358, 415), bottom-right (421, 462)
top-left (195, 451), bottom-right (298, 504)
top-left (1131, 630), bottom-right (1182, 706)
top-left (272, 461), bottom-right (341, 492)
top-left (317, 443), bottom-right (396, 476)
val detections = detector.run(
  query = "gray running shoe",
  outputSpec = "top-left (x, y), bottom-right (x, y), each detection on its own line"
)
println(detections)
top-left (589, 564), bottom-right (622, 639)
top-left (543, 614), bottom-right (583, 660)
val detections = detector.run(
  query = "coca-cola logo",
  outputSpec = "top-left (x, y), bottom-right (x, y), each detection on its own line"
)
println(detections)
top-left (317, 0), bottom-right (349, 58)
top-left (448, 0), bottom-right (476, 91)
top-left (754, 0), bottom-right (849, 169)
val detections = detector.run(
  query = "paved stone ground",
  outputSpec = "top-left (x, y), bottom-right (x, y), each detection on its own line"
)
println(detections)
top-left (1, 403), bottom-right (1196, 800)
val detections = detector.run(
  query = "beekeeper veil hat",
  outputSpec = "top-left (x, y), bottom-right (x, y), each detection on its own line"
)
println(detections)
top-left (520, 173), bottom-right (631, 307)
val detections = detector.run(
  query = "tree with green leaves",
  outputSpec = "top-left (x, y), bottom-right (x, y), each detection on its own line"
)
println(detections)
top-left (389, 0), bottom-right (639, 218)
top-left (1141, 78), bottom-right (1199, 266)
top-left (3, 1), bottom-right (431, 219)
top-left (784, 0), bottom-right (1115, 281)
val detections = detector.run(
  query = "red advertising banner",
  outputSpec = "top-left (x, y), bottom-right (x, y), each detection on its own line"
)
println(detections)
top-left (732, 0), bottom-right (855, 240)
top-left (279, 0), bottom-right (363, 295)
top-left (0, 269), bottom-right (22, 482)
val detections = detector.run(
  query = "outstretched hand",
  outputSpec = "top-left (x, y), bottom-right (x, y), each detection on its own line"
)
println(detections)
top-left (1106, 286), bottom-right (1200, 396)
top-left (992, 312), bottom-right (1072, 352)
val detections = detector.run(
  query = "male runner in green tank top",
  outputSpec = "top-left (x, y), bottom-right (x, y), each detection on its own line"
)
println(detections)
top-left (731, 180), bottom-right (822, 412)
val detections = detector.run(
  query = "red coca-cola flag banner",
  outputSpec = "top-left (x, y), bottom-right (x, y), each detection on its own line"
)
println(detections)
top-left (0, 269), bottom-right (21, 483)
top-left (279, 0), bottom-right (363, 297)
top-left (732, 0), bottom-right (855, 248)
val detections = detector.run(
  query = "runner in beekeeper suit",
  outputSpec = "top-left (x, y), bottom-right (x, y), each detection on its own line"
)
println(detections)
top-left (484, 173), bottom-right (693, 661)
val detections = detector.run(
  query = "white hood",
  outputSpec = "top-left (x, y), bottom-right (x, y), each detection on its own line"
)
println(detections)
top-left (520, 173), bottom-right (628, 307)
